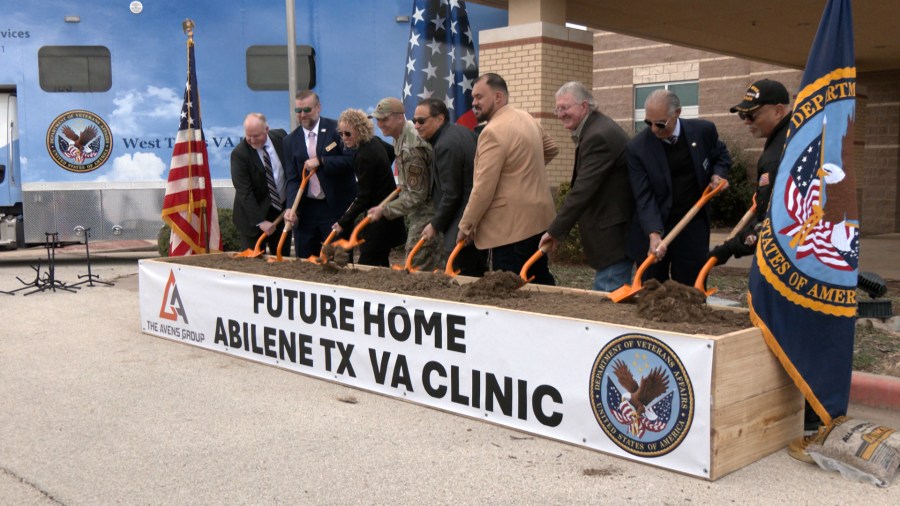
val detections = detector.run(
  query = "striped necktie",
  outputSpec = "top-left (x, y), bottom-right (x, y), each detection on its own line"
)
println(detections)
top-left (262, 150), bottom-right (282, 211)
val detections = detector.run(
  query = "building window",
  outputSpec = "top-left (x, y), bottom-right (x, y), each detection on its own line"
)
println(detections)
top-left (246, 45), bottom-right (317, 91)
top-left (634, 81), bottom-right (698, 133)
top-left (38, 46), bottom-right (112, 92)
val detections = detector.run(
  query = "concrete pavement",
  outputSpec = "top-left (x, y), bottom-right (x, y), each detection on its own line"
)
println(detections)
top-left (0, 247), bottom-right (899, 503)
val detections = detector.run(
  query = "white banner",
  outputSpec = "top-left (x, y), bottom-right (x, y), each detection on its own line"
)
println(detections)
top-left (139, 259), bottom-right (715, 477)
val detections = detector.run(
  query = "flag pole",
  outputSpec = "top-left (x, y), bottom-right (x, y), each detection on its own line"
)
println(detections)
top-left (285, 0), bottom-right (298, 132)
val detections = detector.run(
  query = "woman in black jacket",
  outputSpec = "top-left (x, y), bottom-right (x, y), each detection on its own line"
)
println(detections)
top-left (332, 108), bottom-right (406, 266)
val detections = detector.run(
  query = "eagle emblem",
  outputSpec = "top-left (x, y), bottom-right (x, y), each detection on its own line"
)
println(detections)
top-left (58, 125), bottom-right (101, 164)
top-left (609, 359), bottom-right (672, 437)
top-left (46, 110), bottom-right (113, 173)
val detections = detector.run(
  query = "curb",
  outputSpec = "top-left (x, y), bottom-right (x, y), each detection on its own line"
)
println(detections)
top-left (850, 371), bottom-right (900, 411)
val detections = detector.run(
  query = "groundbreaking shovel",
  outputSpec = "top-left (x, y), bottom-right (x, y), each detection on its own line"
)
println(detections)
top-left (693, 194), bottom-right (757, 296)
top-left (331, 187), bottom-right (402, 251)
top-left (608, 179), bottom-right (728, 303)
top-left (234, 210), bottom-right (286, 258)
top-left (269, 165), bottom-right (317, 262)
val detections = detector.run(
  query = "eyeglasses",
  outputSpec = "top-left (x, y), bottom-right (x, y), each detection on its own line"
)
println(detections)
top-left (339, 130), bottom-right (353, 138)
top-left (554, 102), bottom-right (583, 115)
top-left (294, 107), bottom-right (314, 113)
top-left (643, 118), bottom-right (670, 130)
top-left (412, 116), bottom-right (433, 125)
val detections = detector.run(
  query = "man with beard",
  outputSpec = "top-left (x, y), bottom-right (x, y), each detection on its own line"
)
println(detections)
top-left (283, 90), bottom-right (355, 258)
top-left (457, 73), bottom-right (559, 285)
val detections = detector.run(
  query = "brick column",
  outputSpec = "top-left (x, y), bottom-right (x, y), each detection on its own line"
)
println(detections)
top-left (478, 23), bottom-right (593, 187)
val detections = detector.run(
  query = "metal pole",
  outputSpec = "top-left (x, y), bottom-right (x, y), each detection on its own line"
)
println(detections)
top-left (286, 0), bottom-right (298, 132)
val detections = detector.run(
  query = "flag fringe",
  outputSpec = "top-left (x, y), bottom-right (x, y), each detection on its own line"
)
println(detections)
top-left (748, 292), bottom-right (833, 425)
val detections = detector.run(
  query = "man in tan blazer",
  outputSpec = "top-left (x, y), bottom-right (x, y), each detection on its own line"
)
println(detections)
top-left (457, 73), bottom-right (559, 285)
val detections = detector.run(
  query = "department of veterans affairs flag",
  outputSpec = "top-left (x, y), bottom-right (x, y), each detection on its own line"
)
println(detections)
top-left (401, 0), bottom-right (479, 129)
top-left (748, 0), bottom-right (858, 424)
top-left (161, 29), bottom-right (221, 256)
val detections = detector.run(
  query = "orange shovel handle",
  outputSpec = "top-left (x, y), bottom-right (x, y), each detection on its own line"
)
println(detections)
top-left (404, 237), bottom-right (428, 272)
top-left (519, 247), bottom-right (547, 283)
top-left (345, 187), bottom-right (402, 249)
top-left (444, 240), bottom-right (466, 277)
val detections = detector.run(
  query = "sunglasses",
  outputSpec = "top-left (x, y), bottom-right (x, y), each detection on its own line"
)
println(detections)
top-left (643, 118), bottom-right (669, 130)
top-left (412, 116), bottom-right (433, 125)
top-left (738, 109), bottom-right (761, 122)
top-left (294, 107), bottom-right (314, 113)
top-left (339, 130), bottom-right (353, 137)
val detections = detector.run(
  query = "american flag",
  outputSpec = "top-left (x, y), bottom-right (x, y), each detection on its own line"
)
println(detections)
top-left (161, 31), bottom-right (221, 256)
top-left (778, 136), bottom-right (856, 270)
top-left (401, 0), bottom-right (479, 129)
top-left (606, 379), bottom-right (671, 438)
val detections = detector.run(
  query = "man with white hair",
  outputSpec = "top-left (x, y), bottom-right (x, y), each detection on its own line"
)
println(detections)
top-left (539, 81), bottom-right (634, 291)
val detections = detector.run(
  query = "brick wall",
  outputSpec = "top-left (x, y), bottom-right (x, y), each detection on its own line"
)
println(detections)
top-left (860, 70), bottom-right (900, 233)
top-left (480, 33), bottom-right (593, 186)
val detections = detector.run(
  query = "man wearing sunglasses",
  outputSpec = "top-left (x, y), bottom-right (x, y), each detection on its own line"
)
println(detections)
top-left (626, 89), bottom-right (732, 287)
top-left (283, 90), bottom-right (355, 258)
top-left (367, 97), bottom-right (440, 271)
top-left (709, 79), bottom-right (792, 265)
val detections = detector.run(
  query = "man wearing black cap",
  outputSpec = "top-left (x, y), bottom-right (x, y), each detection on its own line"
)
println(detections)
top-left (709, 79), bottom-right (792, 263)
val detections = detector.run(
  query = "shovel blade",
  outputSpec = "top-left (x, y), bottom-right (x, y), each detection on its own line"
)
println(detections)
top-left (607, 281), bottom-right (642, 303)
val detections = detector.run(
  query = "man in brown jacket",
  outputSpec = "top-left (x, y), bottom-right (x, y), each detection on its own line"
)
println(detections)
top-left (457, 73), bottom-right (559, 284)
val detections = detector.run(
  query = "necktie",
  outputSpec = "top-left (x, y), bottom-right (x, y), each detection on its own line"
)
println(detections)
top-left (667, 135), bottom-right (678, 145)
top-left (262, 150), bottom-right (282, 211)
top-left (307, 131), bottom-right (323, 198)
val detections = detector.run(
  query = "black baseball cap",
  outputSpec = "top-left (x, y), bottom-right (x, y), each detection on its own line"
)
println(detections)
top-left (730, 79), bottom-right (790, 113)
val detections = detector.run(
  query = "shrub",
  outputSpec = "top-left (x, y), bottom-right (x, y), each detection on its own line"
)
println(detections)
top-left (710, 140), bottom-right (756, 228)
top-left (549, 182), bottom-right (587, 264)
top-left (157, 208), bottom-right (240, 257)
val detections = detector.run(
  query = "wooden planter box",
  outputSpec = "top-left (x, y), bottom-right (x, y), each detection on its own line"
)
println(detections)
top-left (139, 256), bottom-right (801, 480)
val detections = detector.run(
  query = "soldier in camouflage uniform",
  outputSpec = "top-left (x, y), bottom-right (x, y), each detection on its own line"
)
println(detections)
top-left (367, 97), bottom-right (441, 270)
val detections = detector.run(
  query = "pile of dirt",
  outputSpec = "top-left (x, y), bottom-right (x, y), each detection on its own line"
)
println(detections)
top-left (160, 254), bottom-right (752, 335)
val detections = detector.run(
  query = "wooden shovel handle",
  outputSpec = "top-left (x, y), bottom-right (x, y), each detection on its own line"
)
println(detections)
top-left (658, 179), bottom-right (728, 250)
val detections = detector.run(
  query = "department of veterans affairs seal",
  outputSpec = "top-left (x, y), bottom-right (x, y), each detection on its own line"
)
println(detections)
top-left (46, 110), bottom-right (113, 173)
top-left (589, 333), bottom-right (694, 458)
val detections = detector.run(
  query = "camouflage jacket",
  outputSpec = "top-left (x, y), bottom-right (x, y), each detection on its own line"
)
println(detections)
top-left (383, 121), bottom-right (433, 221)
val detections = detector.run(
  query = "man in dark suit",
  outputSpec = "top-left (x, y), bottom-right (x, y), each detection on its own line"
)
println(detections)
top-left (283, 90), bottom-right (355, 258)
top-left (230, 113), bottom-right (289, 255)
top-left (626, 89), bottom-right (731, 286)
top-left (539, 82), bottom-right (634, 291)
top-left (414, 98), bottom-right (486, 277)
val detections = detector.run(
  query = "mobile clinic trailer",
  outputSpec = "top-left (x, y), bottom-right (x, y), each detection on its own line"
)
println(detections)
top-left (0, 0), bottom-right (506, 248)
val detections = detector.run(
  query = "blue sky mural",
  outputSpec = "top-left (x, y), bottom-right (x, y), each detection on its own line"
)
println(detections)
top-left (0, 0), bottom-right (506, 183)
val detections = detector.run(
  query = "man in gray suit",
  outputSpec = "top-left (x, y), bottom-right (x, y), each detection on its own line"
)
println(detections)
top-left (230, 113), bottom-right (289, 254)
top-left (539, 82), bottom-right (634, 291)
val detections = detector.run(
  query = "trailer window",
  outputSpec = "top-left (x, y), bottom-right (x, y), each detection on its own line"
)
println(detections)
top-left (38, 46), bottom-right (112, 93)
top-left (246, 45), bottom-right (316, 91)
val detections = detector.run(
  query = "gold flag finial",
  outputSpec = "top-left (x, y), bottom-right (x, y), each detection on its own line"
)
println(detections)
top-left (182, 19), bottom-right (195, 38)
